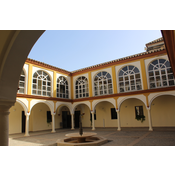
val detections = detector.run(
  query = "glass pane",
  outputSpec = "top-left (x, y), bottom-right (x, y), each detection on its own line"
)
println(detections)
top-left (43, 91), bottom-right (46, 96)
top-left (38, 80), bottom-right (42, 90)
top-left (20, 76), bottom-right (25, 81)
top-left (136, 79), bottom-right (141, 84)
top-left (131, 80), bottom-right (135, 85)
top-left (33, 84), bottom-right (36, 89)
top-left (19, 89), bottom-right (24, 93)
top-left (135, 74), bottom-right (140, 79)
top-left (119, 77), bottom-right (123, 81)
top-left (119, 87), bottom-right (124, 92)
top-left (32, 90), bottom-right (36, 94)
top-left (123, 66), bottom-right (128, 71)
top-left (134, 67), bottom-right (139, 73)
top-left (131, 86), bottom-right (135, 90)
top-left (156, 82), bottom-right (161, 87)
top-left (155, 71), bottom-right (159, 75)
top-left (165, 61), bottom-right (170, 67)
top-left (152, 60), bottom-right (158, 65)
top-left (33, 79), bottom-right (36, 83)
top-left (130, 75), bottom-right (134, 80)
top-left (125, 76), bottom-right (129, 81)
top-left (163, 81), bottom-right (167, 86)
top-left (168, 74), bottom-right (174, 80)
top-left (156, 76), bottom-right (160, 81)
top-left (167, 68), bottom-right (173, 73)
top-left (119, 71), bottom-right (123, 76)
top-left (148, 64), bottom-right (154, 71)
top-left (161, 70), bottom-right (166, 75)
top-left (129, 65), bottom-right (134, 70)
top-left (149, 72), bottom-right (154, 76)
top-left (47, 82), bottom-right (51, 86)
top-left (38, 91), bottom-right (41, 95)
top-left (119, 82), bottom-right (124, 86)
top-left (169, 80), bottom-right (175, 86)
top-left (42, 86), bottom-right (46, 90)
top-left (125, 81), bottom-right (129, 86)
top-left (149, 77), bottom-right (154, 82)
top-left (159, 59), bottom-right (165, 64)
top-left (150, 83), bottom-right (155, 88)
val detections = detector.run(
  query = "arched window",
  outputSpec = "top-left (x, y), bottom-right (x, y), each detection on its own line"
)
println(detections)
top-left (57, 76), bottom-right (69, 98)
top-left (18, 69), bottom-right (25, 94)
top-left (32, 70), bottom-right (51, 96)
top-left (148, 59), bottom-right (175, 88)
top-left (75, 76), bottom-right (89, 98)
top-left (118, 65), bottom-right (142, 92)
top-left (94, 71), bottom-right (113, 96)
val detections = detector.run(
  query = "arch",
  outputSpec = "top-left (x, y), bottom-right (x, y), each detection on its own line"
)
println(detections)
top-left (93, 99), bottom-right (116, 113)
top-left (56, 104), bottom-right (72, 115)
top-left (118, 65), bottom-right (142, 93)
top-left (149, 93), bottom-right (175, 107)
top-left (0, 30), bottom-right (45, 103)
top-left (118, 96), bottom-right (147, 111)
top-left (30, 100), bottom-right (54, 115)
top-left (93, 70), bottom-right (113, 96)
top-left (32, 70), bottom-right (52, 97)
top-left (72, 102), bottom-right (91, 114)
top-left (16, 99), bottom-right (28, 115)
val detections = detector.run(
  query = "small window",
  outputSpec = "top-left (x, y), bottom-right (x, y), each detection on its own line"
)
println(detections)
top-left (47, 111), bottom-right (52, 123)
top-left (111, 108), bottom-right (117, 119)
top-left (135, 106), bottom-right (143, 117)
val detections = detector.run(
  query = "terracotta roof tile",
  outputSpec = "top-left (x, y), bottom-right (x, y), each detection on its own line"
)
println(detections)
top-left (146, 37), bottom-right (163, 45)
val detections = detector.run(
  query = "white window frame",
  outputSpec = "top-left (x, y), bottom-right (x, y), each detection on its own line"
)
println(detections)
top-left (94, 71), bottom-right (113, 96)
top-left (18, 69), bottom-right (25, 94)
top-left (57, 76), bottom-right (69, 99)
top-left (148, 59), bottom-right (175, 89)
top-left (32, 70), bottom-right (51, 97)
top-left (75, 76), bottom-right (89, 98)
top-left (118, 65), bottom-right (142, 93)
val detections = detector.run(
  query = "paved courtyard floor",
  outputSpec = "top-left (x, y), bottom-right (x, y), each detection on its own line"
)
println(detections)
top-left (9, 127), bottom-right (175, 146)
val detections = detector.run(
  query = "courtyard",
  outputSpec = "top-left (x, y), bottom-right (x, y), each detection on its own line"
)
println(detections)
top-left (9, 127), bottom-right (175, 146)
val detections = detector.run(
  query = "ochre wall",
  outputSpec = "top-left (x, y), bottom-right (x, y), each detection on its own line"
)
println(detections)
top-left (94, 101), bottom-right (117, 127)
top-left (29, 103), bottom-right (52, 131)
top-left (151, 95), bottom-right (175, 127)
top-left (9, 102), bottom-right (23, 134)
top-left (120, 98), bottom-right (149, 127)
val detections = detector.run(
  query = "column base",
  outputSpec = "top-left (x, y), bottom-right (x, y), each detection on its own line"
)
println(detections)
top-left (71, 128), bottom-right (75, 130)
top-left (51, 130), bottom-right (56, 133)
top-left (24, 133), bottom-right (30, 136)
top-left (92, 128), bottom-right (95, 130)
top-left (117, 128), bottom-right (121, 131)
top-left (149, 128), bottom-right (153, 131)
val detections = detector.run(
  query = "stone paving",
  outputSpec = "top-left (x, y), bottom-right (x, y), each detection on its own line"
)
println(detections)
top-left (9, 127), bottom-right (175, 146)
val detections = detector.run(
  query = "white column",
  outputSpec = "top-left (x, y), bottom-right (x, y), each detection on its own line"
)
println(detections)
top-left (24, 113), bottom-right (30, 136)
top-left (71, 113), bottom-right (74, 130)
top-left (0, 101), bottom-right (14, 146)
top-left (147, 107), bottom-right (153, 131)
top-left (116, 110), bottom-right (121, 131)
top-left (91, 111), bottom-right (95, 130)
top-left (51, 113), bottom-right (56, 133)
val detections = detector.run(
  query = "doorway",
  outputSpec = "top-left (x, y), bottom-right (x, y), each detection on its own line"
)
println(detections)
top-left (74, 111), bottom-right (80, 128)
top-left (62, 111), bottom-right (71, 128)
top-left (22, 111), bottom-right (26, 133)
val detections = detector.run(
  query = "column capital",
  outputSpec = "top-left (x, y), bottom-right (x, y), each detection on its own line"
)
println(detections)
top-left (147, 107), bottom-right (150, 111)
top-left (91, 110), bottom-right (94, 114)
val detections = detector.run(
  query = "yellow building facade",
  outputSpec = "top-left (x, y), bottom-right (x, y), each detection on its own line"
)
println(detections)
top-left (9, 37), bottom-right (175, 136)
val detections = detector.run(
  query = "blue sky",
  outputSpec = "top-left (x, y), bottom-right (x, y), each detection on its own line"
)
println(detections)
top-left (28, 30), bottom-right (162, 72)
